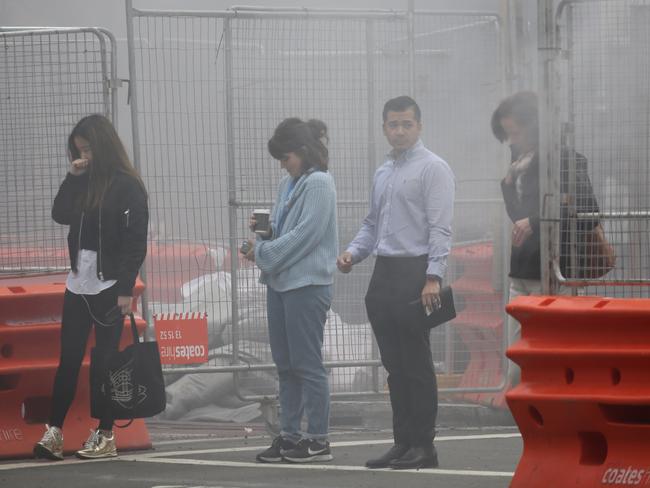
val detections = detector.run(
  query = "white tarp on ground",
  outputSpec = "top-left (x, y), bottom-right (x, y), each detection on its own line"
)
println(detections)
top-left (151, 258), bottom-right (374, 423)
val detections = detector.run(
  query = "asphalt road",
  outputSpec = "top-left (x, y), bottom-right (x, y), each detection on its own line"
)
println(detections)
top-left (0, 427), bottom-right (520, 488)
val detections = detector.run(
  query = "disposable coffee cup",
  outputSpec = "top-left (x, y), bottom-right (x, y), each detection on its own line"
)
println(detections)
top-left (253, 209), bottom-right (271, 234)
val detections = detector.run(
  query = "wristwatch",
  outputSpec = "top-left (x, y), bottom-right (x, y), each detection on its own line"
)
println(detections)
top-left (427, 274), bottom-right (442, 285)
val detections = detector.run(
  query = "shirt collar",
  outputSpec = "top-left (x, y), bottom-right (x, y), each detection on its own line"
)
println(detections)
top-left (388, 139), bottom-right (424, 165)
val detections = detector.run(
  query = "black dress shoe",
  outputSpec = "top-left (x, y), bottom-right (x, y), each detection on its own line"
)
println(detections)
top-left (365, 444), bottom-right (410, 469)
top-left (388, 446), bottom-right (439, 470)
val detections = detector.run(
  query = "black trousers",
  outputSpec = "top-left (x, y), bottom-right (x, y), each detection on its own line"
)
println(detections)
top-left (50, 286), bottom-right (123, 430)
top-left (365, 255), bottom-right (437, 447)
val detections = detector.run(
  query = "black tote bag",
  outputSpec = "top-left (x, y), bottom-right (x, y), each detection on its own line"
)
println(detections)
top-left (90, 313), bottom-right (166, 422)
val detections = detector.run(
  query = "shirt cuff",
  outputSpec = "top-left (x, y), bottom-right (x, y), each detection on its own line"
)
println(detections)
top-left (426, 261), bottom-right (447, 281)
top-left (345, 247), bottom-right (362, 264)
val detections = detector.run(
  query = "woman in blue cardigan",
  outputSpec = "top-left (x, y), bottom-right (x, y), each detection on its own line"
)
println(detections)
top-left (244, 118), bottom-right (338, 464)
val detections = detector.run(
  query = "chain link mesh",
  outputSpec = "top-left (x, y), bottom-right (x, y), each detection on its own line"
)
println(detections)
top-left (130, 9), bottom-right (507, 396)
top-left (0, 28), bottom-right (114, 276)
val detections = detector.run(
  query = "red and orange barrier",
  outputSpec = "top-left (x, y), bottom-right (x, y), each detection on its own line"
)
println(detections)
top-left (0, 275), bottom-right (151, 459)
top-left (451, 243), bottom-right (507, 408)
top-left (507, 295), bottom-right (650, 487)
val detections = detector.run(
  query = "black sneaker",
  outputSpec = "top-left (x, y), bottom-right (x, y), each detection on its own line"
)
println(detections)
top-left (282, 438), bottom-right (333, 463)
top-left (255, 436), bottom-right (297, 463)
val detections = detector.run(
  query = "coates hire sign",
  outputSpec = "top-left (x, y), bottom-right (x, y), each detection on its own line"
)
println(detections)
top-left (602, 466), bottom-right (650, 486)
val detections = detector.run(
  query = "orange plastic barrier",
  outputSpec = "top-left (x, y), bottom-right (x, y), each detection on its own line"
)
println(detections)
top-left (450, 243), bottom-right (507, 408)
top-left (506, 295), bottom-right (650, 487)
top-left (0, 276), bottom-right (152, 459)
top-left (146, 242), bottom-right (221, 302)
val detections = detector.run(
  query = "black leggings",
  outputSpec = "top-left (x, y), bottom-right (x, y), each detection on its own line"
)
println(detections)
top-left (50, 286), bottom-right (123, 431)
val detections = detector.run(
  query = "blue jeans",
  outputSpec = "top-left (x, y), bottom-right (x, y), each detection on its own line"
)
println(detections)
top-left (266, 284), bottom-right (332, 442)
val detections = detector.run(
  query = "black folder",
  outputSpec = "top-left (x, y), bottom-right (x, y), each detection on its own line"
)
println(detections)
top-left (413, 286), bottom-right (457, 329)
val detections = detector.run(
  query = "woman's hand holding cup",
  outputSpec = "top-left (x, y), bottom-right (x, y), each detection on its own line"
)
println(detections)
top-left (251, 209), bottom-right (271, 238)
top-left (249, 214), bottom-right (258, 233)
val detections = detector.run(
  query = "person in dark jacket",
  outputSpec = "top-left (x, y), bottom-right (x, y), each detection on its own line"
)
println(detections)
top-left (34, 114), bottom-right (148, 461)
top-left (491, 92), bottom-right (598, 385)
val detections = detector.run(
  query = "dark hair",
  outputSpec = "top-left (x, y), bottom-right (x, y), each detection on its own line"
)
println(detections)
top-left (491, 91), bottom-right (539, 147)
top-left (68, 114), bottom-right (146, 209)
top-left (267, 118), bottom-right (329, 173)
top-left (382, 95), bottom-right (421, 122)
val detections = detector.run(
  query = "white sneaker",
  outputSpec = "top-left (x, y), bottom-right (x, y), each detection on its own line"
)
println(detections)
top-left (33, 425), bottom-right (64, 461)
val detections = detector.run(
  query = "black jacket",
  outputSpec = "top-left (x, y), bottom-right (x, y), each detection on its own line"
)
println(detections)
top-left (52, 171), bottom-right (148, 296)
top-left (500, 148), bottom-right (598, 280)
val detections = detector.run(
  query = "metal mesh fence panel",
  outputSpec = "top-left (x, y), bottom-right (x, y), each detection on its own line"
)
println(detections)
top-left (128, 13), bottom-right (254, 393)
top-left (229, 14), bottom-right (387, 395)
top-left (131, 14), bottom-right (230, 297)
top-left (413, 13), bottom-right (506, 385)
top-left (128, 7), bottom-right (507, 398)
top-left (0, 28), bottom-right (115, 276)
top-left (229, 11), bottom-right (508, 393)
top-left (555, 0), bottom-right (650, 296)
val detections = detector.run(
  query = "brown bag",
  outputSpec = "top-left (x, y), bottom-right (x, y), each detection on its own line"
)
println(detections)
top-left (579, 224), bottom-right (616, 279)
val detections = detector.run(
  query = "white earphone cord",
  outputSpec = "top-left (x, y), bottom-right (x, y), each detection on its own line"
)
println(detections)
top-left (80, 294), bottom-right (120, 328)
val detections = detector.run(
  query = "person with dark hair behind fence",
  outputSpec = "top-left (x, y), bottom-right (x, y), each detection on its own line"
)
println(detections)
top-left (337, 96), bottom-right (455, 470)
top-left (491, 91), bottom-right (600, 386)
top-left (242, 118), bottom-right (338, 463)
top-left (34, 114), bottom-right (148, 461)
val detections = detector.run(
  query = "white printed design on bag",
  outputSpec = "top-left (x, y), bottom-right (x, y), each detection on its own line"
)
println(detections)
top-left (108, 358), bottom-right (147, 408)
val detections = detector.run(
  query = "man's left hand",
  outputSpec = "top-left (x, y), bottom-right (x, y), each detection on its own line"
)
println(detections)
top-left (421, 278), bottom-right (441, 313)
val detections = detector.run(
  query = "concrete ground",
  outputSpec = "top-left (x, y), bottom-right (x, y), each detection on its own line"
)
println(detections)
top-left (0, 401), bottom-right (521, 488)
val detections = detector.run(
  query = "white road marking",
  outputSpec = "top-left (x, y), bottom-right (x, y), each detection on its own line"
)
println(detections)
top-left (152, 428), bottom-right (364, 446)
top-left (0, 456), bottom-right (114, 471)
top-left (125, 457), bottom-right (514, 478)
top-left (139, 432), bottom-right (521, 458)
top-left (153, 435), bottom-right (267, 447)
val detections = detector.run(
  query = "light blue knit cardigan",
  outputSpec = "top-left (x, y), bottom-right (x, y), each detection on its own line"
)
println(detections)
top-left (254, 169), bottom-right (338, 292)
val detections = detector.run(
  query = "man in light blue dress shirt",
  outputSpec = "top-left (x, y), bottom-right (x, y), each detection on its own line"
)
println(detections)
top-left (337, 96), bottom-right (455, 470)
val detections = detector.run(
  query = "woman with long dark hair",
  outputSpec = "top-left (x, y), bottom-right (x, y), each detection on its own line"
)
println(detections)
top-left (34, 114), bottom-right (148, 460)
top-left (243, 118), bottom-right (338, 463)
top-left (491, 92), bottom-right (599, 385)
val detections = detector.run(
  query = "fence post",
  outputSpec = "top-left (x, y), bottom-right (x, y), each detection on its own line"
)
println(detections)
top-left (365, 18), bottom-right (382, 392)
top-left (98, 28), bottom-right (120, 129)
top-left (407, 0), bottom-right (415, 96)
top-left (537, 0), bottom-right (562, 295)
top-left (125, 0), bottom-right (153, 335)
top-left (224, 16), bottom-right (242, 368)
